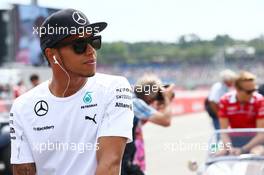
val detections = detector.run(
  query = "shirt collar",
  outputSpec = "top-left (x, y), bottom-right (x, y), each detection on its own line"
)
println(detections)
top-left (229, 91), bottom-right (237, 103)
top-left (229, 91), bottom-right (255, 104)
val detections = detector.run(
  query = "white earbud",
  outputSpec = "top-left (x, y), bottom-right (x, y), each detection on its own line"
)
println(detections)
top-left (51, 55), bottom-right (71, 97)
top-left (53, 55), bottom-right (59, 64)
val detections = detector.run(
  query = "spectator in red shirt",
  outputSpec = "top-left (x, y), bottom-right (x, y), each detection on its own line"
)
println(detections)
top-left (12, 80), bottom-right (27, 98)
top-left (218, 71), bottom-right (264, 156)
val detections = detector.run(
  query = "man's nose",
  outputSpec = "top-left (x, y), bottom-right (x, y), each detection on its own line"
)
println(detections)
top-left (85, 44), bottom-right (96, 55)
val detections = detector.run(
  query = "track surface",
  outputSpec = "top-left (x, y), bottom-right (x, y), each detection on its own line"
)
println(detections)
top-left (143, 112), bottom-right (213, 175)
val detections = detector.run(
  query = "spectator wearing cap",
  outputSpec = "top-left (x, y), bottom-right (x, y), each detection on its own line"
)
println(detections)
top-left (10, 8), bottom-right (133, 175)
top-left (205, 69), bottom-right (237, 131)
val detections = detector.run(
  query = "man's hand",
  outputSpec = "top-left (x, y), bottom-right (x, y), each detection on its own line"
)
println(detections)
top-left (212, 148), bottom-right (228, 157)
top-left (229, 147), bottom-right (242, 156)
top-left (161, 84), bottom-right (175, 103)
top-left (96, 136), bottom-right (127, 175)
top-left (13, 163), bottom-right (36, 175)
top-left (250, 145), bottom-right (264, 155)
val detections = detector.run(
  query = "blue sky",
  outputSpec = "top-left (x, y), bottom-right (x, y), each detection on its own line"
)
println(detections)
top-left (2, 0), bottom-right (264, 42)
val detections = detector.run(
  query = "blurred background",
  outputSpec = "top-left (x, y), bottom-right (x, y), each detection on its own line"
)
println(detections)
top-left (0, 0), bottom-right (264, 174)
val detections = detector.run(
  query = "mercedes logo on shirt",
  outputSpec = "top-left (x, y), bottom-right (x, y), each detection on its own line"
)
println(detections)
top-left (72, 11), bottom-right (87, 25)
top-left (34, 100), bottom-right (49, 116)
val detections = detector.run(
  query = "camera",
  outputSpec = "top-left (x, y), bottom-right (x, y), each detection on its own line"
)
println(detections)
top-left (155, 84), bottom-right (175, 102)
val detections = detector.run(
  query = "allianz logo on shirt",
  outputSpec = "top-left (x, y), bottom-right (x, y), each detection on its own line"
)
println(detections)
top-left (83, 92), bottom-right (92, 104)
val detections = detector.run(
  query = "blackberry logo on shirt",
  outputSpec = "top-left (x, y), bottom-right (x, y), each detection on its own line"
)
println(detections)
top-left (34, 100), bottom-right (49, 116)
top-left (33, 125), bottom-right (55, 131)
top-left (83, 92), bottom-right (92, 104)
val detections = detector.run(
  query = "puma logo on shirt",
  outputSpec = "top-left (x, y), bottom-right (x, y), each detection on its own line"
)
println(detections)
top-left (85, 114), bottom-right (97, 124)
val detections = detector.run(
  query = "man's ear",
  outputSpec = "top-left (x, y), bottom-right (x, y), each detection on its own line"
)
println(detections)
top-left (44, 48), bottom-right (53, 63)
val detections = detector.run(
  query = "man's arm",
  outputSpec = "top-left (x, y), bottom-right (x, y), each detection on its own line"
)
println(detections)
top-left (13, 163), bottom-right (36, 175)
top-left (213, 117), bottom-right (232, 156)
top-left (96, 137), bottom-right (127, 175)
top-left (241, 118), bottom-right (264, 152)
top-left (148, 85), bottom-right (174, 127)
top-left (219, 118), bottom-right (232, 146)
top-left (218, 98), bottom-right (232, 147)
top-left (148, 111), bottom-right (171, 127)
top-left (208, 101), bottom-right (219, 115)
top-left (148, 102), bottom-right (172, 127)
top-left (207, 83), bottom-right (221, 115)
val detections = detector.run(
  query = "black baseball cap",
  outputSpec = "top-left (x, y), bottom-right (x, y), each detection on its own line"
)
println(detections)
top-left (40, 8), bottom-right (107, 51)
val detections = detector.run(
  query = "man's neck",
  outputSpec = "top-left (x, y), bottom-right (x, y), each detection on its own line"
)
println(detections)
top-left (236, 94), bottom-right (249, 104)
top-left (49, 77), bottom-right (87, 97)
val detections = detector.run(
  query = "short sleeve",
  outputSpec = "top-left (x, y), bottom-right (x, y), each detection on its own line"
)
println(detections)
top-left (97, 77), bottom-right (134, 143)
top-left (133, 98), bottom-right (157, 120)
top-left (208, 83), bottom-right (222, 103)
top-left (257, 97), bottom-right (264, 119)
top-left (218, 97), bottom-right (228, 118)
top-left (10, 104), bottom-right (34, 164)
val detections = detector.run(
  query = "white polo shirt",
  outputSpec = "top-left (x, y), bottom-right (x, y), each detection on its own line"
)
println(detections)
top-left (208, 82), bottom-right (229, 104)
top-left (9, 73), bottom-right (134, 175)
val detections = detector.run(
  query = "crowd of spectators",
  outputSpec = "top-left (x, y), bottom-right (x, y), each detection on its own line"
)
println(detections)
top-left (97, 60), bottom-right (264, 89)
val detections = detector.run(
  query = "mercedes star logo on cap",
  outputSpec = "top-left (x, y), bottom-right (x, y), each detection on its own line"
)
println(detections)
top-left (34, 100), bottom-right (49, 116)
top-left (72, 11), bottom-right (87, 25)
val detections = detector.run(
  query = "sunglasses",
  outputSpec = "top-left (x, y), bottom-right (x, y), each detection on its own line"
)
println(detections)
top-left (239, 87), bottom-right (257, 95)
top-left (54, 35), bottom-right (101, 54)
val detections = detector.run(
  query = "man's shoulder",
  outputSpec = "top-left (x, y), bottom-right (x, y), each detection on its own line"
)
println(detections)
top-left (212, 82), bottom-right (221, 87)
top-left (220, 91), bottom-right (234, 103)
top-left (133, 97), bottom-right (153, 111)
top-left (94, 73), bottom-right (130, 88)
top-left (13, 81), bottom-right (48, 107)
top-left (253, 92), bottom-right (263, 99)
top-left (252, 93), bottom-right (264, 104)
top-left (211, 82), bottom-right (225, 91)
top-left (133, 97), bottom-right (156, 119)
top-left (133, 97), bottom-right (146, 106)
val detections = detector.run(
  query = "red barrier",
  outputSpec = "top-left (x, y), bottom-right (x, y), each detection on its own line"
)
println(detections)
top-left (171, 90), bottom-right (208, 115)
top-left (0, 91), bottom-right (207, 115)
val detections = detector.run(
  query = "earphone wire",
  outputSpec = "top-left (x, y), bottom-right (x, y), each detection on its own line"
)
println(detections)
top-left (53, 56), bottom-right (70, 97)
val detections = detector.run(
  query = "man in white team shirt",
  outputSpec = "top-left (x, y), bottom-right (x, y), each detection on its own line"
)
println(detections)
top-left (9, 9), bottom-right (134, 175)
top-left (205, 69), bottom-right (236, 131)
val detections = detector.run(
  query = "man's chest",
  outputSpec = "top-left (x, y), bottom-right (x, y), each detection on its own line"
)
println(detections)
top-left (23, 91), bottom-right (105, 149)
top-left (226, 103), bottom-right (257, 118)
